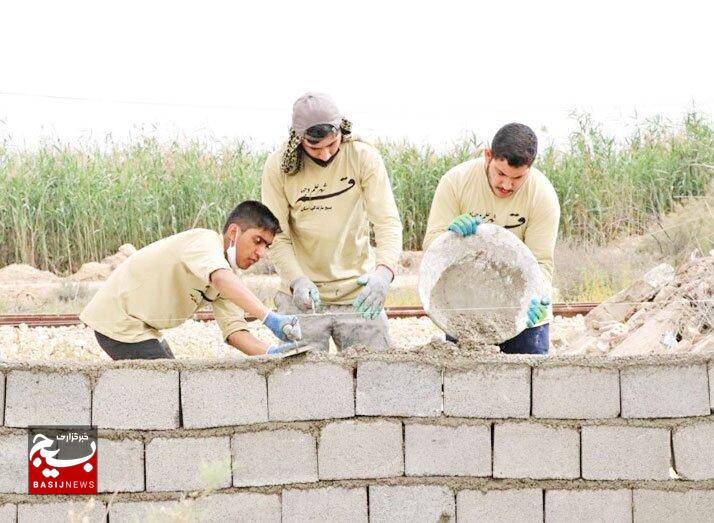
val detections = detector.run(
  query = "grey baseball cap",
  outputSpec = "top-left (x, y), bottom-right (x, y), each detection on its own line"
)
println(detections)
top-left (292, 92), bottom-right (342, 136)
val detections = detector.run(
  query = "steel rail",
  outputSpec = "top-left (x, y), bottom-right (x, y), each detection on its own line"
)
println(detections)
top-left (0, 303), bottom-right (597, 327)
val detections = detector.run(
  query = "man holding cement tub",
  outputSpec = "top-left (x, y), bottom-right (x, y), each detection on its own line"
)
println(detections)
top-left (261, 92), bottom-right (403, 352)
top-left (80, 201), bottom-right (303, 359)
top-left (423, 123), bottom-right (560, 354)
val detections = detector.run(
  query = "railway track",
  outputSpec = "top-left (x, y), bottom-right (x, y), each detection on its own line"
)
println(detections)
top-left (0, 303), bottom-right (597, 327)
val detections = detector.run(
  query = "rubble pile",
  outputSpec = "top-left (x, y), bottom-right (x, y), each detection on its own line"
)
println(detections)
top-left (552, 253), bottom-right (713, 356)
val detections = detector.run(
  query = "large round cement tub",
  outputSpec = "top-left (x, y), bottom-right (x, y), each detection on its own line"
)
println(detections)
top-left (418, 224), bottom-right (549, 345)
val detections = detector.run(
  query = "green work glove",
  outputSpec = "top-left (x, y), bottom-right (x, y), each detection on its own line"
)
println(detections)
top-left (352, 265), bottom-right (393, 320)
top-left (526, 296), bottom-right (551, 328)
top-left (448, 214), bottom-right (482, 236)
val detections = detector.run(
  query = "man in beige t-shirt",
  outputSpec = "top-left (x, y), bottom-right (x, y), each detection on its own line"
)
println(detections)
top-left (262, 93), bottom-right (403, 352)
top-left (80, 201), bottom-right (302, 359)
top-left (424, 123), bottom-right (560, 354)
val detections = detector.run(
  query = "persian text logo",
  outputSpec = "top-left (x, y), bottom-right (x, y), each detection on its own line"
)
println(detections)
top-left (28, 426), bottom-right (98, 495)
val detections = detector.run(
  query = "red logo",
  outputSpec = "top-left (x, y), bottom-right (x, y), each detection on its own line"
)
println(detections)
top-left (28, 426), bottom-right (97, 495)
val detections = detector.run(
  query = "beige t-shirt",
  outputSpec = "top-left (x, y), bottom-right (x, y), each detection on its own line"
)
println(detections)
top-left (80, 229), bottom-right (248, 343)
top-left (424, 157), bottom-right (560, 285)
top-left (261, 140), bottom-right (403, 304)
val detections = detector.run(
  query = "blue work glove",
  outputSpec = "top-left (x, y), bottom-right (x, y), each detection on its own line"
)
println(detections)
top-left (352, 265), bottom-right (393, 320)
top-left (448, 214), bottom-right (482, 236)
top-left (262, 311), bottom-right (302, 341)
top-left (266, 340), bottom-right (304, 356)
top-left (526, 296), bottom-right (551, 328)
top-left (291, 276), bottom-right (321, 312)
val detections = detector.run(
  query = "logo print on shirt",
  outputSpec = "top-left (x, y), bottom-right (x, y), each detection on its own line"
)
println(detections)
top-left (297, 178), bottom-right (356, 202)
top-left (470, 212), bottom-right (526, 228)
top-left (504, 213), bottom-right (526, 229)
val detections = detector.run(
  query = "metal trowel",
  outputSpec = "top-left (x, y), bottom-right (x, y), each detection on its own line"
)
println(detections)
top-left (277, 341), bottom-right (318, 358)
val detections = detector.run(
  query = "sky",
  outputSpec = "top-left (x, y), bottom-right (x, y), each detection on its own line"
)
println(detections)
top-left (1, 0), bottom-right (713, 150)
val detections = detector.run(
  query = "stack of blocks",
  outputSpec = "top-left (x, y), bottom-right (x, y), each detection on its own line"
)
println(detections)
top-left (0, 354), bottom-right (712, 522)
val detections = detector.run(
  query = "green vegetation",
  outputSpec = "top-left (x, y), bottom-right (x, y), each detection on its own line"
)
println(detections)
top-left (540, 112), bottom-right (714, 244)
top-left (1, 113), bottom-right (712, 273)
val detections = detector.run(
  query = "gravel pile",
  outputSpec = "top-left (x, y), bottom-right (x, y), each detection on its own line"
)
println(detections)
top-left (0, 317), bottom-right (444, 361)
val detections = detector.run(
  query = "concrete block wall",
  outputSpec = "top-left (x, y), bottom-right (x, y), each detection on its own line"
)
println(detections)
top-left (0, 354), bottom-right (712, 521)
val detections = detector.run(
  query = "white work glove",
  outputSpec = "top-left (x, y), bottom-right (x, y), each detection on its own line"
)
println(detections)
top-left (352, 265), bottom-right (393, 320)
top-left (291, 276), bottom-right (321, 312)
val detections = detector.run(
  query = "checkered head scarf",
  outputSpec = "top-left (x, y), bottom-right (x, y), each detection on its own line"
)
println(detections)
top-left (281, 92), bottom-right (353, 175)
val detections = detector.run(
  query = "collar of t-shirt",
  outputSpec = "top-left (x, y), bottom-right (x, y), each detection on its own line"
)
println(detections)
top-left (304, 147), bottom-right (341, 167)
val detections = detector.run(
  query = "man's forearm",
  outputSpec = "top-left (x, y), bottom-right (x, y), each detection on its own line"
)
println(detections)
top-left (373, 222), bottom-right (402, 274)
top-left (227, 330), bottom-right (268, 356)
top-left (210, 269), bottom-right (269, 320)
top-left (268, 239), bottom-right (304, 284)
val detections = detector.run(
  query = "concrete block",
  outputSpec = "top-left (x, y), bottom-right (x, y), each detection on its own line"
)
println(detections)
top-left (404, 423), bottom-right (491, 476)
top-left (0, 373), bottom-right (4, 426)
top-left (356, 361), bottom-right (441, 416)
top-left (369, 485), bottom-right (455, 522)
top-left (4, 371), bottom-right (91, 427)
top-left (108, 494), bottom-right (279, 522)
top-left (546, 489), bottom-right (632, 522)
top-left (268, 362), bottom-right (353, 421)
top-left (457, 489), bottom-right (543, 522)
top-left (17, 501), bottom-right (105, 522)
top-left (232, 429), bottom-right (317, 486)
top-left (318, 420), bottom-right (403, 479)
top-left (145, 436), bottom-right (231, 491)
top-left (0, 435), bottom-right (27, 493)
top-left (109, 500), bottom-right (181, 522)
top-left (0, 504), bottom-right (15, 523)
top-left (633, 489), bottom-right (714, 522)
top-left (621, 364), bottom-right (709, 418)
top-left (282, 487), bottom-right (367, 522)
top-left (93, 369), bottom-right (179, 429)
top-left (97, 438), bottom-right (144, 493)
top-left (181, 368), bottom-right (267, 429)
top-left (444, 366), bottom-right (530, 418)
top-left (582, 426), bottom-right (670, 480)
top-left (673, 421), bottom-right (714, 479)
top-left (533, 366), bottom-right (620, 419)
top-left (194, 493), bottom-right (281, 522)
top-left (494, 422), bottom-right (579, 479)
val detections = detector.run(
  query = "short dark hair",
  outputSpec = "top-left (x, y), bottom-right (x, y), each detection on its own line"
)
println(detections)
top-left (223, 200), bottom-right (282, 234)
top-left (304, 123), bottom-right (339, 144)
top-left (491, 123), bottom-right (538, 167)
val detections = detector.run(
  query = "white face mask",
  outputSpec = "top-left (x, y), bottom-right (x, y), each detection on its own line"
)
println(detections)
top-left (226, 227), bottom-right (240, 272)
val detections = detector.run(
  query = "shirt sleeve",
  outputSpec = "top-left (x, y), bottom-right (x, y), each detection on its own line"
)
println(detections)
top-left (423, 171), bottom-right (461, 250)
top-left (260, 152), bottom-right (304, 286)
top-left (212, 295), bottom-right (249, 340)
top-left (523, 178), bottom-right (560, 287)
top-left (181, 230), bottom-right (231, 284)
top-left (359, 146), bottom-right (403, 272)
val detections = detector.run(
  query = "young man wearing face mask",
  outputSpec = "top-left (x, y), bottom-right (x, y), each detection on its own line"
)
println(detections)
top-left (423, 123), bottom-right (560, 354)
top-left (261, 92), bottom-right (403, 352)
top-left (80, 201), bottom-right (302, 359)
